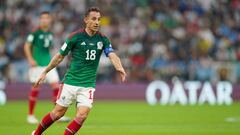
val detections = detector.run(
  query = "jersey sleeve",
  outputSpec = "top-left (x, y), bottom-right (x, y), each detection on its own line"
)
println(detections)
top-left (102, 36), bottom-right (114, 57)
top-left (26, 33), bottom-right (34, 44)
top-left (59, 38), bottom-right (75, 56)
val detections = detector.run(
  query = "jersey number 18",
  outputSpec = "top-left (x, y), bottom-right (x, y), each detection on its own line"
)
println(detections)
top-left (85, 50), bottom-right (96, 60)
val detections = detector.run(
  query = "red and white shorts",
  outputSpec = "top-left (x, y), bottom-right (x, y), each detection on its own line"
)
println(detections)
top-left (56, 84), bottom-right (95, 108)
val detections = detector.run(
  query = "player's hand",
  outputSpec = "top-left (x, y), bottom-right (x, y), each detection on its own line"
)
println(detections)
top-left (118, 69), bottom-right (126, 82)
top-left (33, 73), bottom-right (46, 88)
top-left (29, 59), bottom-right (37, 67)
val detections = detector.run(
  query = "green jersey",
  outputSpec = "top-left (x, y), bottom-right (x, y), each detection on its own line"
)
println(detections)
top-left (26, 28), bottom-right (53, 66)
top-left (59, 29), bottom-right (114, 88)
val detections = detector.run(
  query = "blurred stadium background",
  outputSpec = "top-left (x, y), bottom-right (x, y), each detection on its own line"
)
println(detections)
top-left (0, 0), bottom-right (240, 135)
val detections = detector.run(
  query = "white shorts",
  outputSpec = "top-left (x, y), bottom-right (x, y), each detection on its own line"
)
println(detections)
top-left (29, 66), bottom-right (59, 83)
top-left (56, 84), bottom-right (95, 108)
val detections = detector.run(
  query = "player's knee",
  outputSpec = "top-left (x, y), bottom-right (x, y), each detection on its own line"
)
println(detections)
top-left (53, 111), bottom-right (65, 120)
top-left (75, 112), bottom-right (88, 123)
top-left (51, 108), bottom-right (66, 120)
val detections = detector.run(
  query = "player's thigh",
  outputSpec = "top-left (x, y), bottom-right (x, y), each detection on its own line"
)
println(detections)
top-left (76, 87), bottom-right (95, 108)
top-left (28, 67), bottom-right (44, 83)
top-left (56, 84), bottom-right (77, 107)
top-left (46, 68), bottom-right (60, 83)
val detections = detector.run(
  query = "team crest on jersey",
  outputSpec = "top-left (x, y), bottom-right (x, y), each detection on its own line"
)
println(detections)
top-left (97, 42), bottom-right (103, 50)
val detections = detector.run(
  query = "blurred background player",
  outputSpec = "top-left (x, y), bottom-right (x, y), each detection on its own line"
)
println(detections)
top-left (31, 7), bottom-right (126, 135)
top-left (24, 11), bottom-right (70, 124)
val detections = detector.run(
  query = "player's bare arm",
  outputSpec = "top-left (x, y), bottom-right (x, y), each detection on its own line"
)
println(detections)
top-left (24, 42), bottom-right (36, 67)
top-left (34, 52), bottom-right (64, 87)
top-left (108, 52), bottom-right (126, 82)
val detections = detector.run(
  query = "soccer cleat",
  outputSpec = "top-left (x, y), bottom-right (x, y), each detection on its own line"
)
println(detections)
top-left (27, 115), bottom-right (38, 124)
top-left (58, 116), bottom-right (71, 122)
top-left (31, 130), bottom-right (35, 135)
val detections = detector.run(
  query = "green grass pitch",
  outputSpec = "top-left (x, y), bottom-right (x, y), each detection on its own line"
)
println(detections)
top-left (0, 101), bottom-right (240, 135)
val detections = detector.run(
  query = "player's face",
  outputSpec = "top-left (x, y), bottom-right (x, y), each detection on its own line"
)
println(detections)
top-left (85, 11), bottom-right (101, 32)
top-left (40, 14), bottom-right (51, 28)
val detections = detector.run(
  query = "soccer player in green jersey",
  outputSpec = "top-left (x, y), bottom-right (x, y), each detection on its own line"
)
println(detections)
top-left (24, 11), bottom-right (70, 124)
top-left (31, 7), bottom-right (126, 135)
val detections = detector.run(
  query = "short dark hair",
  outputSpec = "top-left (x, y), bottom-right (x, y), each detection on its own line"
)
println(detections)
top-left (85, 7), bottom-right (101, 17)
top-left (40, 11), bottom-right (50, 16)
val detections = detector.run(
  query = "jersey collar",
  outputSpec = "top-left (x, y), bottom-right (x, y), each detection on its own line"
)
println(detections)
top-left (84, 28), bottom-right (98, 38)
